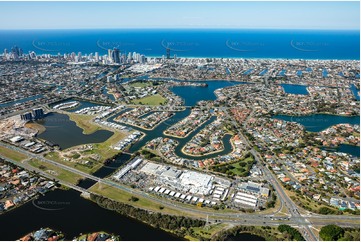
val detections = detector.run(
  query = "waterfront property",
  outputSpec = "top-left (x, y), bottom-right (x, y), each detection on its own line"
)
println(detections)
top-left (0, 47), bottom-right (360, 242)
top-left (0, 158), bottom-right (54, 215)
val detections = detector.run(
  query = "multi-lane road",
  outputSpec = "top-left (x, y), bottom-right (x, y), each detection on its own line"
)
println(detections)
top-left (0, 141), bottom-right (359, 240)
top-left (222, 107), bottom-right (357, 241)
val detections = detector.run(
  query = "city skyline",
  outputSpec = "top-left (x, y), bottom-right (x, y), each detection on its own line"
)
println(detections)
top-left (0, 1), bottom-right (359, 30)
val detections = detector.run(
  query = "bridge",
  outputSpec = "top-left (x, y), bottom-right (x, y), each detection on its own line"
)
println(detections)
top-left (0, 141), bottom-right (359, 239)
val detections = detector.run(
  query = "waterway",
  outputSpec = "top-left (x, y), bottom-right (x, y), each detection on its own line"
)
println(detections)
top-left (170, 80), bottom-right (241, 106)
top-left (350, 84), bottom-right (360, 101)
top-left (278, 69), bottom-right (286, 76)
top-left (280, 84), bottom-right (309, 95)
top-left (78, 153), bottom-right (132, 189)
top-left (107, 80), bottom-right (241, 158)
top-left (0, 189), bottom-right (180, 241)
top-left (322, 144), bottom-right (360, 158)
top-left (36, 112), bottom-right (113, 150)
top-left (102, 86), bottom-right (116, 101)
top-left (0, 94), bottom-right (44, 108)
top-left (3, 79), bottom-right (358, 240)
top-left (272, 114), bottom-right (360, 132)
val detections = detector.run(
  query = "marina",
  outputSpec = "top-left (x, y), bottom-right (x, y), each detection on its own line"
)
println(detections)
top-left (53, 101), bottom-right (79, 110)
top-left (51, 99), bottom-right (108, 113)
top-left (0, 2), bottom-right (360, 242)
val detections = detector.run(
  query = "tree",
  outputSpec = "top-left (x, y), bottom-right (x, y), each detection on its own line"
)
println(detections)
top-left (129, 196), bottom-right (139, 202)
top-left (318, 206), bottom-right (336, 215)
top-left (319, 225), bottom-right (345, 241)
top-left (278, 225), bottom-right (304, 241)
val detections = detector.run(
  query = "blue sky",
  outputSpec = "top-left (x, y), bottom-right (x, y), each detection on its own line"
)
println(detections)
top-left (0, 1), bottom-right (359, 30)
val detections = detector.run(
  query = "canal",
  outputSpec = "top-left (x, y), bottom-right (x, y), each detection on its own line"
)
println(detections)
top-left (6, 79), bottom-right (358, 240)
top-left (272, 114), bottom-right (360, 132)
top-left (0, 94), bottom-right (44, 108)
top-left (280, 84), bottom-right (309, 95)
top-left (322, 144), bottom-right (360, 158)
top-left (107, 80), bottom-right (241, 158)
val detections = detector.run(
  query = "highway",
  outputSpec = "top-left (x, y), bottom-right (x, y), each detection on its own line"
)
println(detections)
top-left (222, 107), bottom-right (318, 241)
top-left (0, 155), bottom-right (88, 194)
top-left (0, 141), bottom-right (359, 234)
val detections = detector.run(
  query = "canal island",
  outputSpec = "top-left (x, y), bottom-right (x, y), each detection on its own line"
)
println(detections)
top-left (0, 52), bottom-right (359, 241)
top-left (0, 5), bottom-right (360, 238)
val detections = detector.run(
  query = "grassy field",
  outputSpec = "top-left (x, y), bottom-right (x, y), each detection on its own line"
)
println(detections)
top-left (309, 217), bottom-right (360, 226)
top-left (285, 189), bottom-right (340, 215)
top-left (89, 182), bottom-right (190, 216)
top-left (226, 164), bottom-right (242, 176)
top-left (211, 154), bottom-right (255, 177)
top-left (66, 112), bottom-right (126, 160)
top-left (45, 151), bottom-right (103, 174)
top-left (0, 145), bottom-right (27, 161)
top-left (91, 132), bottom-right (126, 160)
top-left (67, 113), bottom-right (101, 135)
top-left (28, 158), bottom-right (84, 184)
top-left (186, 223), bottom-right (229, 240)
top-left (131, 94), bottom-right (167, 105)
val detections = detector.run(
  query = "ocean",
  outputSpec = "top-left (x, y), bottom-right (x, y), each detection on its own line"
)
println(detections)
top-left (0, 29), bottom-right (359, 60)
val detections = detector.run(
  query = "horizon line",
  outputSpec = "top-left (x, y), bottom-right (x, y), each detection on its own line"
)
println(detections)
top-left (0, 27), bottom-right (360, 31)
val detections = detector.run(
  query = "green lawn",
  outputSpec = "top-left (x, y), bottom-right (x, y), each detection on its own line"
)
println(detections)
top-left (0, 146), bottom-right (27, 162)
top-left (67, 113), bottom-right (101, 135)
top-left (211, 154), bottom-right (255, 177)
top-left (131, 94), bottom-right (167, 105)
top-left (28, 158), bottom-right (84, 184)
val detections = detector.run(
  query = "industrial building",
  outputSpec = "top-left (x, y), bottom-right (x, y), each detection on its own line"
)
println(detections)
top-left (238, 181), bottom-right (270, 198)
